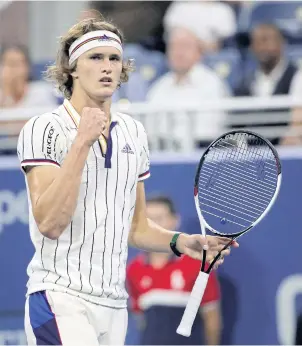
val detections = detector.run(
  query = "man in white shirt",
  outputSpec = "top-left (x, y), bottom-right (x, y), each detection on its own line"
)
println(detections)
top-left (235, 23), bottom-right (302, 98)
top-left (147, 26), bottom-right (230, 150)
top-left (17, 15), bottom-right (237, 346)
top-left (234, 23), bottom-right (302, 145)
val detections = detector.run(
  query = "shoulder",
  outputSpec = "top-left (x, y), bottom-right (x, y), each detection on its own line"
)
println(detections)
top-left (147, 72), bottom-right (174, 100)
top-left (290, 67), bottom-right (302, 98)
top-left (20, 110), bottom-right (67, 139)
top-left (117, 112), bottom-right (147, 138)
top-left (195, 64), bottom-right (231, 95)
top-left (195, 64), bottom-right (223, 82)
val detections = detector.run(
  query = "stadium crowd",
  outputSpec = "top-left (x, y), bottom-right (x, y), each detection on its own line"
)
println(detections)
top-left (1, 1), bottom-right (302, 152)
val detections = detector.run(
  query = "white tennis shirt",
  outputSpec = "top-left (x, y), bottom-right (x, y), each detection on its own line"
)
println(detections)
top-left (17, 99), bottom-right (150, 308)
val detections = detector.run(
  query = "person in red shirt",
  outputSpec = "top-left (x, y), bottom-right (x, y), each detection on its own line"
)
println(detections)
top-left (127, 195), bottom-right (222, 345)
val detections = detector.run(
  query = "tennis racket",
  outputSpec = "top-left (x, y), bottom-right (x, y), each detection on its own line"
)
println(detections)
top-left (176, 130), bottom-right (282, 337)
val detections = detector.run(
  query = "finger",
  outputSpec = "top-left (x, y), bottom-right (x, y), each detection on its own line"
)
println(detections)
top-left (220, 248), bottom-right (231, 257)
top-left (214, 257), bottom-right (224, 270)
top-left (231, 241), bottom-right (239, 248)
top-left (215, 236), bottom-right (233, 244)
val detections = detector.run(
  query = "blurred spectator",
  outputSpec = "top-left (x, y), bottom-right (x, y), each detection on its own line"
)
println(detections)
top-left (233, 23), bottom-right (302, 145)
top-left (127, 195), bottom-right (222, 345)
top-left (0, 44), bottom-right (57, 109)
top-left (234, 23), bottom-right (302, 98)
top-left (164, 1), bottom-right (236, 53)
top-left (147, 26), bottom-right (230, 149)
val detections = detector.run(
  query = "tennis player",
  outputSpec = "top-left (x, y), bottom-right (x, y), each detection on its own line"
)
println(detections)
top-left (17, 15), bottom-right (238, 345)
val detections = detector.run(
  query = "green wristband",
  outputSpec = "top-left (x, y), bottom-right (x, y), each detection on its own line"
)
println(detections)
top-left (170, 233), bottom-right (183, 257)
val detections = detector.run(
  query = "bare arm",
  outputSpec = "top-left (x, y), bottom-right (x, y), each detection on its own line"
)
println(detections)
top-left (129, 182), bottom-right (237, 264)
top-left (128, 182), bottom-right (188, 253)
top-left (26, 135), bottom-right (90, 239)
top-left (24, 107), bottom-right (108, 240)
top-left (199, 305), bottom-right (222, 345)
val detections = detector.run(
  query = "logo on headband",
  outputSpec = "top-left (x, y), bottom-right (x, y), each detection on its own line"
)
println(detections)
top-left (98, 35), bottom-right (111, 41)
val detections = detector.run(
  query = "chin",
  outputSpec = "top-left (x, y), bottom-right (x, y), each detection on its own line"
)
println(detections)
top-left (94, 88), bottom-right (115, 100)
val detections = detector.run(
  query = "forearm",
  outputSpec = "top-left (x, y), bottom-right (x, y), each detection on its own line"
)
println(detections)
top-left (35, 136), bottom-right (90, 238)
top-left (129, 217), bottom-right (189, 253)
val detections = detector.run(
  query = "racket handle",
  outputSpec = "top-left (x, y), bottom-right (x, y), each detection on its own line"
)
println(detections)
top-left (176, 271), bottom-right (209, 337)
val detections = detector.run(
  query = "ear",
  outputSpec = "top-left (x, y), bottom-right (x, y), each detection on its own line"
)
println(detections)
top-left (70, 70), bottom-right (78, 79)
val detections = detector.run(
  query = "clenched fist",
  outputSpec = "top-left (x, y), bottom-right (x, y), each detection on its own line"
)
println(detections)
top-left (77, 107), bottom-right (108, 146)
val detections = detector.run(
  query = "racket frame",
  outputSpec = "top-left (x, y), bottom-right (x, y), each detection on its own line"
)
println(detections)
top-left (177, 130), bottom-right (282, 337)
top-left (194, 129), bottom-right (282, 238)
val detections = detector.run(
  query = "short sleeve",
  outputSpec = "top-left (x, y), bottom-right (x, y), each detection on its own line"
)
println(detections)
top-left (137, 122), bottom-right (150, 181)
top-left (17, 114), bottom-right (67, 173)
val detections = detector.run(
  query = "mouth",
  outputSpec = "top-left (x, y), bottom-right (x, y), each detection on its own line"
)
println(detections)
top-left (99, 77), bottom-right (113, 84)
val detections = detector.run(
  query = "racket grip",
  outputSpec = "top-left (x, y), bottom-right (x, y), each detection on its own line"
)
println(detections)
top-left (176, 271), bottom-right (209, 337)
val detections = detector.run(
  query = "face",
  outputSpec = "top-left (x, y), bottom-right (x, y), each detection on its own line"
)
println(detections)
top-left (167, 28), bottom-right (202, 74)
top-left (146, 202), bottom-right (179, 231)
top-left (0, 48), bottom-right (29, 85)
top-left (72, 46), bottom-right (123, 100)
top-left (252, 26), bottom-right (283, 67)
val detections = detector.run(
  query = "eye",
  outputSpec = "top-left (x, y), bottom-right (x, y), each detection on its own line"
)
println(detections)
top-left (90, 55), bottom-right (102, 60)
top-left (110, 55), bottom-right (121, 61)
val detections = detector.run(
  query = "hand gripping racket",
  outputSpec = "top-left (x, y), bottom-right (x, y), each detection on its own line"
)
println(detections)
top-left (176, 130), bottom-right (282, 337)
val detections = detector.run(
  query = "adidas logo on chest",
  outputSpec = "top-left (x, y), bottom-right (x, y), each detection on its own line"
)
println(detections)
top-left (121, 143), bottom-right (134, 154)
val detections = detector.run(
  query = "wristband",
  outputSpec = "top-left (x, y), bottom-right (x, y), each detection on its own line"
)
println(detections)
top-left (170, 233), bottom-right (183, 257)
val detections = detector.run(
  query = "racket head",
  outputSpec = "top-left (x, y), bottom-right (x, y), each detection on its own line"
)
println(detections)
top-left (194, 130), bottom-right (282, 237)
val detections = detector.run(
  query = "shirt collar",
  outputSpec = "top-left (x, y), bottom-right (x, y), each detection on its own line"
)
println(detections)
top-left (257, 59), bottom-right (287, 81)
top-left (63, 99), bottom-right (119, 129)
top-left (171, 64), bottom-right (203, 87)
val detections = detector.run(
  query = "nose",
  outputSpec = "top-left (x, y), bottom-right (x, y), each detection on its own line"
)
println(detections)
top-left (101, 57), bottom-right (112, 74)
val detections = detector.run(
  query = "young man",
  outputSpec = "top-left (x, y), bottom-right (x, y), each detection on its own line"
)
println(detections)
top-left (127, 196), bottom-right (222, 345)
top-left (17, 15), bottom-right (238, 345)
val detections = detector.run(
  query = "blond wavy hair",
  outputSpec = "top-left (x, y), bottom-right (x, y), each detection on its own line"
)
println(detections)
top-left (45, 13), bottom-right (134, 99)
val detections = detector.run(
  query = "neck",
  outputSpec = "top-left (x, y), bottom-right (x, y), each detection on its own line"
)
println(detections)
top-left (260, 58), bottom-right (281, 75)
top-left (175, 72), bottom-right (188, 84)
top-left (3, 80), bottom-right (27, 103)
top-left (70, 89), bottom-right (112, 121)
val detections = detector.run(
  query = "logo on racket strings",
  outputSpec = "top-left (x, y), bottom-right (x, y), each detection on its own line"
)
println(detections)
top-left (256, 161), bottom-right (266, 181)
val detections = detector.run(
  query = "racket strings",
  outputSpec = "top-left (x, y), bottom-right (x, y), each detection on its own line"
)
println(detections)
top-left (198, 133), bottom-right (279, 234)
top-left (198, 185), bottom-right (263, 215)
top-left (205, 145), bottom-right (277, 186)
top-left (219, 137), bottom-right (278, 171)
top-left (200, 164), bottom-right (274, 200)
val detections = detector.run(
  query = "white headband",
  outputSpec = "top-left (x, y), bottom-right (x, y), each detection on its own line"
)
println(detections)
top-left (69, 30), bottom-right (123, 65)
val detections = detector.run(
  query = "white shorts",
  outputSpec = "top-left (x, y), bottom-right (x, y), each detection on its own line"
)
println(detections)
top-left (24, 290), bottom-right (128, 345)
